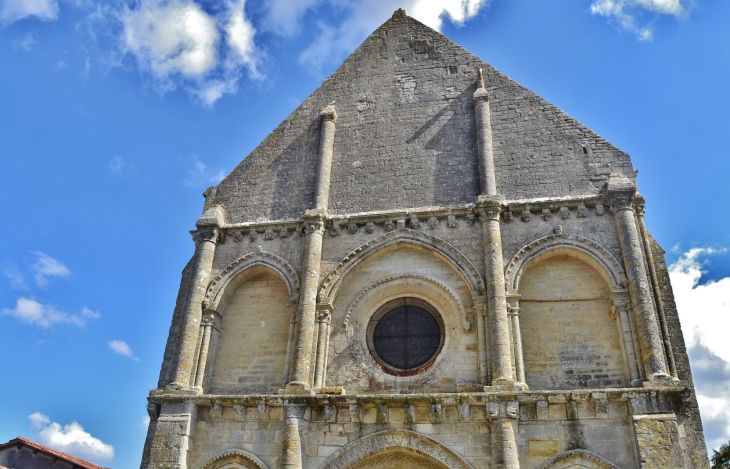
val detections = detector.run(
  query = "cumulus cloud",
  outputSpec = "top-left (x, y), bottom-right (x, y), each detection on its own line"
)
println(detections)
top-left (32, 252), bottom-right (70, 288)
top-left (2, 297), bottom-right (86, 328)
top-left (108, 339), bottom-right (139, 360)
top-left (590, 0), bottom-right (688, 41)
top-left (29, 412), bottom-right (115, 461)
top-left (81, 307), bottom-right (101, 319)
top-left (3, 264), bottom-right (28, 290)
top-left (296, 0), bottom-right (490, 71)
top-left (141, 415), bottom-right (150, 430)
top-left (121, 0), bottom-right (260, 105)
top-left (184, 154), bottom-right (224, 187)
top-left (12, 32), bottom-right (37, 51)
top-left (669, 248), bottom-right (730, 451)
top-left (0, 0), bottom-right (58, 26)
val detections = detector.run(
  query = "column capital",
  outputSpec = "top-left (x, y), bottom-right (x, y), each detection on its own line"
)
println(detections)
top-left (191, 227), bottom-right (219, 245)
top-left (473, 87), bottom-right (490, 106)
top-left (486, 400), bottom-right (520, 421)
top-left (319, 105), bottom-right (338, 123)
top-left (606, 173), bottom-right (637, 212)
top-left (634, 194), bottom-right (647, 215)
top-left (283, 403), bottom-right (308, 419)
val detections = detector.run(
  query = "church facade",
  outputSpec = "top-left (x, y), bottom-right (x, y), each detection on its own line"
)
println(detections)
top-left (140, 10), bottom-right (710, 469)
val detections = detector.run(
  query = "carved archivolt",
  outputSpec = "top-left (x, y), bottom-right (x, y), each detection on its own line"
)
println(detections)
top-left (319, 429), bottom-right (474, 469)
top-left (318, 229), bottom-right (485, 305)
top-left (505, 232), bottom-right (627, 294)
top-left (535, 449), bottom-right (622, 469)
top-left (344, 274), bottom-right (470, 331)
top-left (198, 449), bottom-right (269, 469)
top-left (204, 247), bottom-right (300, 310)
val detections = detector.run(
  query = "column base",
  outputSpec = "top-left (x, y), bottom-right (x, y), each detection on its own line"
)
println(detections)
top-left (281, 382), bottom-right (316, 395)
top-left (643, 372), bottom-right (681, 388)
top-left (485, 379), bottom-right (528, 392)
top-left (318, 386), bottom-right (346, 395)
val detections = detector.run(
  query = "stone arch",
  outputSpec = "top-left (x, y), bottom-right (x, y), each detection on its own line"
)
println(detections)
top-left (535, 449), bottom-right (622, 469)
top-left (204, 246), bottom-right (300, 310)
top-left (504, 233), bottom-right (626, 294)
top-left (199, 449), bottom-right (269, 469)
top-left (319, 429), bottom-right (474, 469)
top-left (318, 229), bottom-right (485, 305)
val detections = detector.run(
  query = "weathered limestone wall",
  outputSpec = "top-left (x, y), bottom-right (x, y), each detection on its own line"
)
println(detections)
top-left (208, 273), bottom-right (290, 394)
top-left (520, 256), bottom-right (626, 390)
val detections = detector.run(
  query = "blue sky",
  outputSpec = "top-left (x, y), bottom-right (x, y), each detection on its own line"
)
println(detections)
top-left (1, 0), bottom-right (729, 467)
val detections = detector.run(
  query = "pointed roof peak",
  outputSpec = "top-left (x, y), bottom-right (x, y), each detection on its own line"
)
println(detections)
top-left (392, 8), bottom-right (407, 20)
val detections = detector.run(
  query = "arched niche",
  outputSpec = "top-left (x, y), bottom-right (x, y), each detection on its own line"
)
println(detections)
top-left (204, 247), bottom-right (300, 311)
top-left (510, 235), bottom-right (629, 390)
top-left (318, 229), bottom-right (485, 306)
top-left (198, 449), bottom-right (269, 469)
top-left (535, 449), bottom-right (622, 469)
top-left (206, 260), bottom-right (294, 394)
top-left (319, 429), bottom-right (474, 469)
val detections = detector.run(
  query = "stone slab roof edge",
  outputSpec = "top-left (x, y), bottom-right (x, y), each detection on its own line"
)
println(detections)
top-left (0, 437), bottom-right (111, 469)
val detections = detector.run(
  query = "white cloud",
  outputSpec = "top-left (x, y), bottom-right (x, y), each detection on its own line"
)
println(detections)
top-left (3, 264), bottom-right (28, 290)
top-left (81, 307), bottom-right (101, 319)
top-left (260, 0), bottom-right (321, 37)
top-left (108, 156), bottom-right (136, 176)
top-left (297, 0), bottom-right (490, 71)
top-left (669, 248), bottom-right (730, 452)
top-left (141, 415), bottom-right (150, 430)
top-left (184, 155), bottom-right (224, 187)
top-left (0, 0), bottom-right (58, 26)
top-left (590, 0), bottom-right (688, 41)
top-left (12, 32), bottom-right (37, 51)
top-left (29, 412), bottom-right (115, 461)
top-left (32, 251), bottom-right (70, 287)
top-left (2, 297), bottom-right (85, 328)
top-left (108, 339), bottom-right (139, 360)
top-left (121, 0), bottom-right (260, 106)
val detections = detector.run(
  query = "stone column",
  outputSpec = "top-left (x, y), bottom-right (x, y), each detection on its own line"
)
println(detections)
top-left (507, 297), bottom-right (526, 386)
top-left (313, 306), bottom-right (332, 389)
top-left (169, 226), bottom-right (220, 390)
top-left (612, 291), bottom-right (642, 385)
top-left (635, 197), bottom-right (678, 379)
top-left (474, 68), bottom-right (497, 196)
top-left (314, 105), bottom-right (337, 212)
top-left (478, 196), bottom-right (515, 388)
top-left (283, 306), bottom-right (297, 386)
top-left (608, 175), bottom-right (669, 381)
top-left (192, 311), bottom-right (220, 391)
top-left (475, 300), bottom-right (489, 385)
top-left (488, 401), bottom-right (520, 469)
top-left (281, 403), bottom-right (307, 469)
top-left (286, 106), bottom-right (337, 393)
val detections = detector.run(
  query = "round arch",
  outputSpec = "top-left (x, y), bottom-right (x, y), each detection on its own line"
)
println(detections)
top-left (318, 429), bottom-right (474, 469)
top-left (204, 246), bottom-right (300, 311)
top-left (535, 449), bottom-right (622, 469)
top-left (198, 449), bottom-right (269, 469)
top-left (318, 229), bottom-right (486, 305)
top-left (504, 233), bottom-right (627, 295)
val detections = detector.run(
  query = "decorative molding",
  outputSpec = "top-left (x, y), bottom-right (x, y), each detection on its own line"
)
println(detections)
top-left (504, 232), bottom-right (627, 294)
top-left (319, 429), bottom-right (475, 469)
top-left (318, 229), bottom-right (486, 304)
top-left (534, 449), bottom-right (621, 469)
top-left (204, 247), bottom-right (300, 310)
top-left (198, 449), bottom-right (269, 469)
top-left (343, 273), bottom-right (471, 331)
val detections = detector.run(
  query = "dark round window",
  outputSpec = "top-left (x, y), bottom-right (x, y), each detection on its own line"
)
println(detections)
top-left (367, 298), bottom-right (444, 375)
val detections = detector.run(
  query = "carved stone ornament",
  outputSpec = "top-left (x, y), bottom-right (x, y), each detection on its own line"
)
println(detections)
top-left (384, 220), bottom-right (395, 232)
top-left (403, 404), bottom-right (415, 424)
top-left (397, 219), bottom-right (406, 231)
top-left (195, 228), bottom-right (219, 244)
top-left (210, 403), bottom-right (222, 421)
top-left (503, 210), bottom-right (512, 222)
top-left (365, 221), bottom-right (376, 233)
top-left (377, 404), bottom-right (389, 423)
top-left (283, 403), bottom-right (306, 419)
top-left (446, 214), bottom-right (458, 228)
top-left (554, 225), bottom-right (563, 236)
top-left (466, 212), bottom-right (476, 225)
top-left (595, 204), bottom-right (605, 216)
top-left (231, 231), bottom-right (243, 243)
top-left (317, 310), bottom-right (332, 324)
top-left (541, 208), bottom-right (552, 221)
top-left (264, 228), bottom-right (275, 240)
top-left (279, 227), bottom-right (290, 238)
top-left (347, 221), bottom-right (358, 235)
top-left (248, 230), bottom-right (258, 242)
top-left (324, 404), bottom-right (336, 422)
top-left (521, 209), bottom-right (531, 222)
top-left (560, 206), bottom-right (570, 220)
top-left (305, 222), bottom-right (323, 236)
top-left (430, 403), bottom-right (442, 423)
top-left (506, 401), bottom-right (519, 419)
top-left (233, 404), bottom-right (246, 421)
top-left (577, 203), bottom-right (589, 218)
top-left (427, 216), bottom-right (439, 229)
top-left (409, 217), bottom-right (421, 229)
top-left (329, 225), bottom-right (341, 236)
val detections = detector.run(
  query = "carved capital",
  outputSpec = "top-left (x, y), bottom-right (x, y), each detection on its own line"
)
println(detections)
top-left (486, 400), bottom-right (519, 420)
top-left (473, 87), bottom-right (489, 106)
top-left (319, 105), bottom-right (338, 123)
top-left (476, 194), bottom-right (503, 209)
top-left (192, 227), bottom-right (219, 245)
top-left (283, 403), bottom-right (308, 419)
top-left (634, 194), bottom-right (646, 216)
top-left (606, 173), bottom-right (637, 213)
